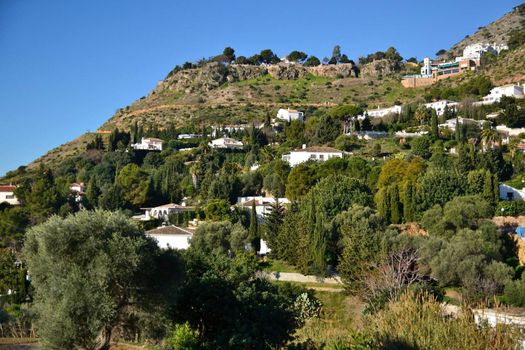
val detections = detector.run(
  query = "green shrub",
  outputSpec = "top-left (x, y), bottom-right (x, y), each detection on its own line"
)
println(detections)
top-left (165, 323), bottom-right (201, 350)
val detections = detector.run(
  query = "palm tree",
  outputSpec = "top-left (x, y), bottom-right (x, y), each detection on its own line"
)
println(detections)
top-left (480, 127), bottom-right (501, 150)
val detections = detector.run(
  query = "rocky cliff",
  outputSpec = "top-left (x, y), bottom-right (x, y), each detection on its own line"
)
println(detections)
top-left (153, 60), bottom-right (391, 96)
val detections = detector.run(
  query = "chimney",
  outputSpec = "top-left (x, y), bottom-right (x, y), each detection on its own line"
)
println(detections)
top-left (302, 144), bottom-right (307, 149)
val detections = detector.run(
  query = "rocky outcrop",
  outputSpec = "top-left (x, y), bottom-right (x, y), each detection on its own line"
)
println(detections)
top-left (307, 63), bottom-right (358, 78)
top-left (360, 59), bottom-right (400, 78)
top-left (154, 59), bottom-right (399, 95)
top-left (267, 63), bottom-right (308, 80)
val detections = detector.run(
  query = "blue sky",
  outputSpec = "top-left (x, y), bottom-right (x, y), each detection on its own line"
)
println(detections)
top-left (0, 0), bottom-right (522, 176)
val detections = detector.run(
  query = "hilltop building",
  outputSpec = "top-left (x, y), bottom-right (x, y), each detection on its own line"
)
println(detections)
top-left (131, 137), bottom-right (163, 151)
top-left (282, 145), bottom-right (343, 167)
top-left (402, 43), bottom-right (506, 88)
top-left (0, 185), bottom-right (19, 206)
top-left (236, 196), bottom-right (290, 221)
top-left (276, 108), bottom-right (304, 122)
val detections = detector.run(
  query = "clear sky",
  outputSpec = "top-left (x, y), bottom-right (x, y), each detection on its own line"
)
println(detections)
top-left (0, 0), bottom-right (522, 176)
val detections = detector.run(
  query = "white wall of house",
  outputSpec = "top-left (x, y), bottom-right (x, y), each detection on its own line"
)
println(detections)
top-left (0, 187), bottom-right (19, 205)
top-left (283, 148), bottom-right (343, 167)
top-left (424, 100), bottom-right (458, 116)
top-left (499, 184), bottom-right (525, 201)
top-left (208, 137), bottom-right (244, 149)
top-left (147, 233), bottom-right (192, 250)
top-left (482, 85), bottom-right (524, 104)
top-left (366, 105), bottom-right (402, 118)
top-left (276, 109), bottom-right (304, 122)
top-left (132, 137), bottom-right (163, 151)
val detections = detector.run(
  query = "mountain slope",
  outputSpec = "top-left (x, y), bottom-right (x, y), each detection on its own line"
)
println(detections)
top-left (448, 4), bottom-right (525, 57)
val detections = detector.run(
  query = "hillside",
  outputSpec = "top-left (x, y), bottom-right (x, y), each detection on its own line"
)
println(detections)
top-left (448, 3), bottom-right (525, 57)
top-left (14, 5), bottom-right (525, 173)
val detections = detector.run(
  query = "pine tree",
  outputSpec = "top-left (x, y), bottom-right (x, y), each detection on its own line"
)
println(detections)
top-left (249, 202), bottom-right (260, 253)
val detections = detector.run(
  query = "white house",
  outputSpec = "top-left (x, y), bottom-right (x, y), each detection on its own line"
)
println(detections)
top-left (146, 225), bottom-right (195, 250)
top-left (177, 133), bottom-right (202, 139)
top-left (458, 43), bottom-right (508, 61)
top-left (282, 145), bottom-right (344, 167)
top-left (237, 196), bottom-right (290, 221)
top-left (135, 203), bottom-right (195, 221)
top-left (481, 84), bottom-right (524, 104)
top-left (424, 100), bottom-right (458, 116)
top-left (496, 125), bottom-right (525, 137)
top-left (499, 184), bottom-right (525, 201)
top-left (69, 182), bottom-right (86, 203)
top-left (0, 185), bottom-right (19, 206)
top-left (366, 105), bottom-right (402, 118)
top-left (131, 137), bottom-right (163, 151)
top-left (394, 130), bottom-right (429, 138)
top-left (439, 117), bottom-right (487, 131)
top-left (276, 108), bottom-right (304, 122)
top-left (350, 131), bottom-right (388, 140)
top-left (208, 137), bottom-right (244, 150)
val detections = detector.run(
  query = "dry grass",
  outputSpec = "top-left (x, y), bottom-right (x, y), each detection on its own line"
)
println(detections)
top-left (364, 292), bottom-right (522, 350)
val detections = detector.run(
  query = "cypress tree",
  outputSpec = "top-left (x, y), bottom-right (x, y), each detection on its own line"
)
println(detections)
top-left (431, 111), bottom-right (439, 139)
top-left (85, 178), bottom-right (101, 209)
top-left (249, 202), bottom-right (260, 253)
top-left (403, 180), bottom-right (415, 222)
top-left (455, 117), bottom-right (461, 143)
top-left (311, 211), bottom-right (327, 276)
top-left (375, 187), bottom-right (391, 222)
top-left (263, 199), bottom-right (284, 250)
top-left (389, 185), bottom-right (402, 224)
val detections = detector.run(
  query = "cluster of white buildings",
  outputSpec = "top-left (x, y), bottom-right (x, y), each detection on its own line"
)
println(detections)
top-left (439, 117), bottom-right (488, 131)
top-left (282, 145), bottom-right (344, 167)
top-left (366, 105), bottom-right (402, 118)
top-left (131, 137), bottom-right (163, 151)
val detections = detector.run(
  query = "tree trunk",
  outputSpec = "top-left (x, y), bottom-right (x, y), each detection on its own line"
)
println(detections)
top-left (93, 326), bottom-right (112, 350)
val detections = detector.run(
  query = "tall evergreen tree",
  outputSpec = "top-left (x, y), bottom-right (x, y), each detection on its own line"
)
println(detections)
top-left (403, 180), bottom-right (416, 222)
top-left (430, 111), bottom-right (439, 139)
top-left (249, 202), bottom-right (260, 253)
top-left (263, 199), bottom-right (284, 251)
top-left (389, 185), bottom-right (402, 224)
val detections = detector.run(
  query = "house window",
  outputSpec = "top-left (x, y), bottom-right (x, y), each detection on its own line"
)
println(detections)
top-left (5, 195), bottom-right (14, 199)
top-left (507, 192), bottom-right (514, 200)
top-left (310, 154), bottom-right (316, 160)
top-left (319, 154), bottom-right (324, 160)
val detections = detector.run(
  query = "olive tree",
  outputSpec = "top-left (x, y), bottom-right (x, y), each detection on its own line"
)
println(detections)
top-left (23, 210), bottom-right (164, 350)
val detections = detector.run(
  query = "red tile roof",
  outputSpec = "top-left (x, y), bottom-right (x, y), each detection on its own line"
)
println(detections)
top-left (0, 185), bottom-right (16, 192)
top-left (144, 137), bottom-right (163, 141)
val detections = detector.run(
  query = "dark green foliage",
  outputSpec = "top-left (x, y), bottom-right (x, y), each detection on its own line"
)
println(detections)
top-left (410, 136), bottom-right (432, 159)
top-left (420, 196), bottom-right (493, 238)
top-left (303, 56), bottom-right (321, 67)
top-left (249, 202), bottom-right (261, 252)
top-left (338, 206), bottom-right (388, 292)
top-left (496, 200), bottom-right (525, 216)
top-left (23, 211), bottom-right (174, 350)
top-left (286, 50), bottom-right (308, 63)
top-left (263, 199), bottom-right (285, 252)
top-left (416, 170), bottom-right (467, 213)
top-left (502, 276), bottom-right (525, 307)
top-left (172, 251), bottom-right (305, 349)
